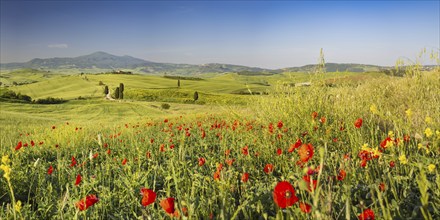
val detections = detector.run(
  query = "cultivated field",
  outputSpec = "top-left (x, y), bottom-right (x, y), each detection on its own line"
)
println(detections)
top-left (0, 67), bottom-right (439, 219)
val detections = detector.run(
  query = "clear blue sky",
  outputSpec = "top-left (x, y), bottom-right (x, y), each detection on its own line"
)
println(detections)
top-left (1, 0), bottom-right (439, 69)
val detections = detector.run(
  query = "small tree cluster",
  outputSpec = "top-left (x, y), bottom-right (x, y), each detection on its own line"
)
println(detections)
top-left (111, 83), bottom-right (125, 99)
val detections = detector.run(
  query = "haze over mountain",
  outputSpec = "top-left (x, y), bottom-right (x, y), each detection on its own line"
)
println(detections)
top-left (0, 52), bottom-right (385, 74)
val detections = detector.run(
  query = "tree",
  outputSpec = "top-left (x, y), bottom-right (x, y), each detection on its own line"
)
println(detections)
top-left (115, 87), bottom-right (120, 99)
top-left (177, 79), bottom-right (181, 88)
top-left (194, 91), bottom-right (199, 101)
top-left (119, 83), bottom-right (124, 99)
top-left (104, 85), bottom-right (109, 95)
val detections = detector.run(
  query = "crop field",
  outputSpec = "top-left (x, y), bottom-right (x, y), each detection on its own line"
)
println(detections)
top-left (0, 67), bottom-right (439, 219)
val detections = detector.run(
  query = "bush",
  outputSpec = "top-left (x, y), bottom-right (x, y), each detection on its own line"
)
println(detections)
top-left (0, 89), bottom-right (32, 103)
top-left (161, 103), bottom-right (171, 110)
top-left (34, 97), bottom-right (67, 104)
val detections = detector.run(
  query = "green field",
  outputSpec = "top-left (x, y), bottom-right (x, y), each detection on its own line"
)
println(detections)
top-left (0, 68), bottom-right (439, 219)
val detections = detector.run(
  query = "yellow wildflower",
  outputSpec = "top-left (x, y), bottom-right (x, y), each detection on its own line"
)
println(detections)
top-left (0, 164), bottom-right (11, 181)
top-left (15, 200), bottom-right (22, 213)
top-left (399, 155), bottom-right (408, 164)
top-left (405, 109), bottom-right (412, 118)
top-left (1, 155), bottom-right (10, 165)
top-left (370, 104), bottom-right (378, 115)
top-left (428, 164), bottom-right (436, 173)
top-left (385, 140), bottom-right (394, 148)
top-left (436, 130), bottom-right (440, 139)
top-left (418, 143), bottom-right (423, 150)
top-left (372, 147), bottom-right (382, 157)
top-left (388, 131), bottom-right (395, 138)
top-left (361, 143), bottom-right (371, 151)
top-left (425, 116), bottom-right (432, 124)
top-left (424, 128), bottom-right (433, 138)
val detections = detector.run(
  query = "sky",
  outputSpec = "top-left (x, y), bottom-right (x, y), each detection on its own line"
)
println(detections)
top-left (1, 0), bottom-right (439, 69)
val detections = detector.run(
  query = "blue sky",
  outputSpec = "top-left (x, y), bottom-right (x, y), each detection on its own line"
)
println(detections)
top-left (1, 0), bottom-right (439, 69)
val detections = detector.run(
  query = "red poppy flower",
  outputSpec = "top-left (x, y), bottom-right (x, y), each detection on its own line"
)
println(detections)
top-left (160, 198), bottom-right (175, 214)
top-left (268, 123), bottom-right (274, 134)
top-left (380, 137), bottom-right (395, 149)
top-left (403, 134), bottom-right (410, 142)
top-left (358, 208), bottom-right (375, 220)
top-left (242, 146), bottom-right (249, 156)
top-left (389, 161), bottom-right (395, 168)
top-left (140, 188), bottom-right (156, 206)
top-left (319, 117), bottom-right (326, 124)
top-left (299, 202), bottom-right (312, 213)
top-left (379, 182), bottom-right (386, 192)
top-left (311, 111), bottom-right (318, 119)
top-left (47, 165), bottom-right (54, 175)
top-left (15, 141), bottom-right (23, 151)
top-left (264, 164), bottom-right (274, 174)
top-left (358, 150), bottom-right (372, 161)
top-left (75, 174), bottom-right (82, 186)
top-left (198, 157), bottom-right (206, 166)
top-left (354, 118), bottom-right (363, 128)
top-left (273, 181), bottom-right (298, 208)
top-left (31, 140), bottom-right (35, 147)
top-left (276, 148), bottom-right (282, 156)
top-left (181, 206), bottom-right (188, 217)
top-left (122, 158), bottom-right (127, 165)
top-left (225, 149), bottom-right (231, 156)
top-left (360, 159), bottom-right (368, 168)
top-left (70, 156), bottom-right (77, 167)
top-left (217, 163), bottom-right (223, 172)
top-left (298, 143), bottom-right (314, 164)
top-left (225, 159), bottom-right (235, 166)
top-left (302, 175), bottom-right (317, 192)
top-left (76, 194), bottom-right (99, 211)
top-left (288, 139), bottom-right (302, 153)
top-left (277, 120), bottom-right (283, 129)
top-left (337, 169), bottom-right (346, 181)
top-left (201, 130), bottom-right (206, 139)
top-left (241, 172), bottom-right (249, 183)
top-left (213, 170), bottom-right (221, 180)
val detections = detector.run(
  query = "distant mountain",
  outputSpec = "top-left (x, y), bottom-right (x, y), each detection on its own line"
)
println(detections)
top-left (0, 52), bottom-right (275, 75)
top-left (1, 52), bottom-right (387, 74)
top-left (1, 52), bottom-right (152, 69)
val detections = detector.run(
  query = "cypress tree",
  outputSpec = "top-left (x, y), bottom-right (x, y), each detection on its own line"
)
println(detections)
top-left (194, 91), bottom-right (199, 101)
top-left (178, 79), bottom-right (181, 88)
top-left (104, 85), bottom-right (109, 95)
top-left (115, 87), bottom-right (120, 99)
top-left (119, 83), bottom-right (124, 99)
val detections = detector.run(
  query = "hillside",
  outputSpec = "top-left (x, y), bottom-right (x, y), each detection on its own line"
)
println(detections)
top-left (281, 63), bottom-right (384, 73)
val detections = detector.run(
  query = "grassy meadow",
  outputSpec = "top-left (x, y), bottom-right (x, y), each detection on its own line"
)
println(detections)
top-left (0, 66), bottom-right (439, 219)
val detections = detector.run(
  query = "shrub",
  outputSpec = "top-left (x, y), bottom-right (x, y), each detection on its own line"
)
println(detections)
top-left (0, 89), bottom-right (32, 103)
top-left (34, 97), bottom-right (67, 104)
top-left (161, 103), bottom-right (171, 110)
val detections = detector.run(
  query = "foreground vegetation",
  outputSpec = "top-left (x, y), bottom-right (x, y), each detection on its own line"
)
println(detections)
top-left (0, 63), bottom-right (439, 219)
